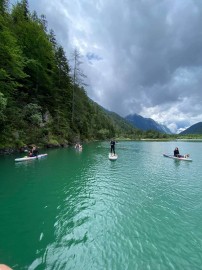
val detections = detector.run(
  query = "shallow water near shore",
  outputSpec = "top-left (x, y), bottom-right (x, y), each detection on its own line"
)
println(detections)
top-left (0, 141), bottom-right (202, 269)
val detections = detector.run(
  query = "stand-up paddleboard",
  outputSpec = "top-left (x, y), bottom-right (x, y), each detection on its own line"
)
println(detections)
top-left (15, 153), bottom-right (48, 162)
top-left (75, 147), bottom-right (82, 152)
top-left (109, 153), bottom-right (118, 160)
top-left (163, 154), bottom-right (192, 162)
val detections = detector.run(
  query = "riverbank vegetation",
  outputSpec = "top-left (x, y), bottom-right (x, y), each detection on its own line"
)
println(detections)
top-left (0, 1), bottom-right (201, 152)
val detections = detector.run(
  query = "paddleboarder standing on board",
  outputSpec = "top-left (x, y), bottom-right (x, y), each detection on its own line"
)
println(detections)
top-left (110, 139), bottom-right (116, 156)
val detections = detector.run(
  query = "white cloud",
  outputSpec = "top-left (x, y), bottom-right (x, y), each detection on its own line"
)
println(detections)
top-left (24, 0), bottom-right (202, 132)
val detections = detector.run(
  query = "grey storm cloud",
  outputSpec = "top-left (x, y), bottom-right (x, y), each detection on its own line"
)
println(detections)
top-left (23, 0), bottom-right (202, 133)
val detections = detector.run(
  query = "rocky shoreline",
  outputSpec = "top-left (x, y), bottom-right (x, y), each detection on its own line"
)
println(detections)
top-left (0, 143), bottom-right (69, 155)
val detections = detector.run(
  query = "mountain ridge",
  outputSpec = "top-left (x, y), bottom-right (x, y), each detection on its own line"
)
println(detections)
top-left (125, 114), bottom-right (172, 134)
top-left (179, 122), bottom-right (202, 135)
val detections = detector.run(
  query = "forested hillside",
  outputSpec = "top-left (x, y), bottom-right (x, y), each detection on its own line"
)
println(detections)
top-left (179, 122), bottom-right (202, 135)
top-left (0, 0), bottom-right (138, 149)
top-left (0, 0), bottom-right (173, 151)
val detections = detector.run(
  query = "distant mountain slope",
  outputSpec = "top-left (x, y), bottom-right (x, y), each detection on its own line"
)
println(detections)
top-left (179, 122), bottom-right (202, 135)
top-left (125, 114), bottom-right (172, 134)
top-left (97, 105), bottom-right (138, 133)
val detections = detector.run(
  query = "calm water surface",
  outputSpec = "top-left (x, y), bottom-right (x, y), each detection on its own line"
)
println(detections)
top-left (0, 141), bottom-right (202, 270)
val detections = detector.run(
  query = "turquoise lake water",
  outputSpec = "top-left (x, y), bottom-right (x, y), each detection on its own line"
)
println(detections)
top-left (0, 141), bottom-right (202, 270)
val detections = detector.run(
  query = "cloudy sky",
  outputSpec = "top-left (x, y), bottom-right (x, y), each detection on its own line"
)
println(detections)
top-left (14, 0), bottom-right (202, 133)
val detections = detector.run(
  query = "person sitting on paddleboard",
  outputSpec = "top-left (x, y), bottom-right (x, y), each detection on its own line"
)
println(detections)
top-left (110, 139), bottom-right (116, 156)
top-left (174, 147), bottom-right (180, 157)
top-left (75, 143), bottom-right (82, 150)
top-left (29, 146), bottom-right (39, 157)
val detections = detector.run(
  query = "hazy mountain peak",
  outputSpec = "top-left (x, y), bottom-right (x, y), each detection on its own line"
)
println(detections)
top-left (125, 114), bottom-right (172, 134)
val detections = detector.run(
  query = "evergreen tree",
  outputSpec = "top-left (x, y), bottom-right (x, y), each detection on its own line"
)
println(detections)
top-left (0, 0), bottom-right (8, 14)
top-left (11, 2), bottom-right (55, 107)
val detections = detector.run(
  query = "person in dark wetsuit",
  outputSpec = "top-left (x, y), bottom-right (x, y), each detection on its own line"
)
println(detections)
top-left (29, 146), bottom-right (39, 157)
top-left (174, 147), bottom-right (180, 157)
top-left (110, 139), bottom-right (116, 155)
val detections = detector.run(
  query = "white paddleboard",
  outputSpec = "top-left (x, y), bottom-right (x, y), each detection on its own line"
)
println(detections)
top-left (15, 153), bottom-right (48, 162)
top-left (163, 154), bottom-right (192, 162)
top-left (109, 153), bottom-right (118, 160)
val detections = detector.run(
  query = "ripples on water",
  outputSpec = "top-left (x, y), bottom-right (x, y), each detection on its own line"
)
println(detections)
top-left (42, 143), bottom-right (202, 270)
top-left (1, 142), bottom-right (202, 269)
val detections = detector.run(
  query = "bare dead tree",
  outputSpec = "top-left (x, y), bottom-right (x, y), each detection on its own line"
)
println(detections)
top-left (71, 48), bottom-right (87, 122)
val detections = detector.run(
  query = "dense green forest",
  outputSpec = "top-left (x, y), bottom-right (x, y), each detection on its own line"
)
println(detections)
top-left (1, 0), bottom-right (199, 152)
top-left (0, 0), bottom-right (165, 150)
top-left (0, 0), bottom-right (120, 148)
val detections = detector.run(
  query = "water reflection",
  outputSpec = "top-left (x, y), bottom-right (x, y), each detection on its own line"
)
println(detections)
top-left (174, 159), bottom-right (181, 168)
top-left (0, 142), bottom-right (201, 269)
